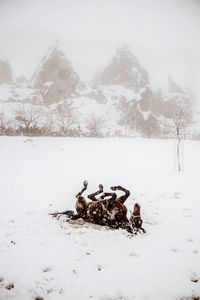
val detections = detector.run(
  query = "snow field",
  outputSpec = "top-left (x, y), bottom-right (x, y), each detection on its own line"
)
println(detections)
top-left (0, 137), bottom-right (200, 300)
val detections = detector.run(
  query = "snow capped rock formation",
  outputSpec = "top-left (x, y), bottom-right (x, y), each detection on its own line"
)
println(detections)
top-left (95, 45), bottom-right (149, 91)
top-left (0, 43), bottom-right (195, 138)
top-left (30, 41), bottom-right (79, 105)
top-left (89, 46), bottom-right (162, 135)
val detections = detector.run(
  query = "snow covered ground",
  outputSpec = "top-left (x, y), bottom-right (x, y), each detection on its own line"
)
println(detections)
top-left (0, 137), bottom-right (200, 300)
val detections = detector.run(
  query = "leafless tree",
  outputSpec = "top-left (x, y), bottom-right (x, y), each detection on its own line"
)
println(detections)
top-left (56, 101), bottom-right (78, 136)
top-left (0, 109), bottom-right (11, 134)
top-left (160, 100), bottom-right (192, 171)
top-left (41, 110), bottom-right (55, 135)
top-left (173, 108), bottom-right (186, 172)
top-left (172, 104), bottom-right (192, 172)
top-left (13, 103), bottom-right (42, 134)
top-left (86, 114), bottom-right (105, 137)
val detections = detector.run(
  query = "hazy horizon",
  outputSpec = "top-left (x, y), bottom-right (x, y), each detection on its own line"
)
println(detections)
top-left (0, 0), bottom-right (200, 98)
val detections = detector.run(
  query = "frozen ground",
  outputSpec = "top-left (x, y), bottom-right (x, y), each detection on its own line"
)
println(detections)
top-left (0, 137), bottom-right (199, 300)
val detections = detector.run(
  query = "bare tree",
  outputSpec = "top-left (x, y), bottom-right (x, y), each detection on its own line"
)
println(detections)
top-left (0, 109), bottom-right (11, 134)
top-left (160, 99), bottom-right (192, 171)
top-left (86, 114), bottom-right (105, 137)
top-left (171, 104), bottom-right (192, 172)
top-left (13, 103), bottom-right (42, 134)
top-left (41, 110), bottom-right (55, 136)
top-left (56, 101), bottom-right (78, 136)
top-left (173, 108), bottom-right (187, 172)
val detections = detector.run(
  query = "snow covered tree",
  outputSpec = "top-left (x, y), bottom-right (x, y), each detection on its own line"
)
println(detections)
top-left (0, 109), bottom-right (11, 135)
top-left (13, 103), bottom-right (43, 135)
top-left (86, 114), bottom-right (105, 137)
top-left (142, 113), bottom-right (161, 138)
top-left (172, 105), bottom-right (192, 172)
top-left (139, 87), bottom-right (153, 112)
top-left (118, 97), bottom-right (151, 136)
top-left (55, 100), bottom-right (78, 136)
top-left (163, 76), bottom-right (192, 122)
top-left (162, 88), bottom-right (192, 171)
top-left (118, 97), bottom-right (134, 128)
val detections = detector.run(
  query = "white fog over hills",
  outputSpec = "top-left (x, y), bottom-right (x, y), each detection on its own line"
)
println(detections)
top-left (0, 42), bottom-right (197, 138)
top-left (0, 0), bottom-right (200, 138)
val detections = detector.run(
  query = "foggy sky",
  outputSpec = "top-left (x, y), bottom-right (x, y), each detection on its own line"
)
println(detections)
top-left (0, 0), bottom-right (200, 98)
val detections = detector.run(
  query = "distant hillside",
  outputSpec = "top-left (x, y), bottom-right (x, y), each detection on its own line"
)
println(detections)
top-left (30, 41), bottom-right (79, 105)
top-left (93, 45), bottom-right (149, 91)
top-left (0, 43), bottom-right (195, 138)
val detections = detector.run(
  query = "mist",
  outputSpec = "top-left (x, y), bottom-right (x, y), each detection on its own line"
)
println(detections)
top-left (0, 0), bottom-right (200, 98)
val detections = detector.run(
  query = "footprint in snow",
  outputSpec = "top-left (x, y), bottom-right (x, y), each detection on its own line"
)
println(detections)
top-left (31, 280), bottom-right (53, 299)
top-left (59, 288), bottom-right (64, 294)
top-left (97, 265), bottom-right (103, 271)
top-left (171, 248), bottom-right (178, 253)
top-left (190, 272), bottom-right (199, 283)
top-left (145, 220), bottom-right (157, 225)
top-left (5, 283), bottom-right (14, 290)
top-left (30, 266), bottom-right (56, 299)
top-left (42, 267), bottom-right (52, 273)
top-left (8, 219), bottom-right (15, 224)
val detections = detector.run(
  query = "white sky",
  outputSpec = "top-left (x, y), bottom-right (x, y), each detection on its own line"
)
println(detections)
top-left (0, 0), bottom-right (200, 98)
